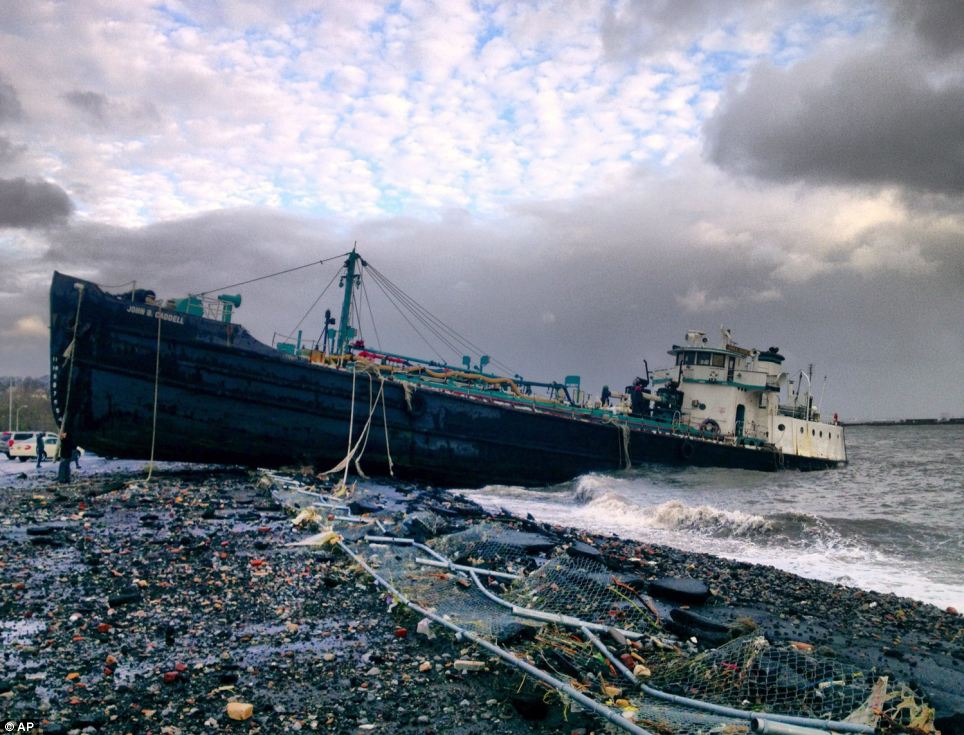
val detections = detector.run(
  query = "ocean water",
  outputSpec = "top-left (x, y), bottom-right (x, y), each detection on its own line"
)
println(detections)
top-left (458, 424), bottom-right (964, 611)
top-left (3, 425), bottom-right (960, 609)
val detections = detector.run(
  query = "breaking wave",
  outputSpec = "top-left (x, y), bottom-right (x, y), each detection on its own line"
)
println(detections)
top-left (644, 500), bottom-right (774, 537)
top-left (570, 479), bottom-right (773, 538)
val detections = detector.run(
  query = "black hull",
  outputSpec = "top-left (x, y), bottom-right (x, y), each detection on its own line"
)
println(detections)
top-left (49, 273), bottom-right (839, 488)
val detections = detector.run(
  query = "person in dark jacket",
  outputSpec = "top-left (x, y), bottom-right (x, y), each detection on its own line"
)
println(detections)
top-left (35, 432), bottom-right (47, 468)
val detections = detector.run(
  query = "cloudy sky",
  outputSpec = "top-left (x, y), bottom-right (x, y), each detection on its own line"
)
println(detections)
top-left (1, 0), bottom-right (962, 420)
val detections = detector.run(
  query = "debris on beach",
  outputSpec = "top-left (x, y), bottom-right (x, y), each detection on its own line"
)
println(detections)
top-left (0, 463), bottom-right (959, 735)
top-left (262, 470), bottom-right (950, 735)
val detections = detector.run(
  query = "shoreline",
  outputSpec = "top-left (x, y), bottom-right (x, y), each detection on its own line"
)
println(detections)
top-left (1, 463), bottom-right (961, 734)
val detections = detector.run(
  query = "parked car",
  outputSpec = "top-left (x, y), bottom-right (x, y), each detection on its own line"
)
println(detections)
top-left (6, 432), bottom-right (36, 460)
top-left (9, 432), bottom-right (60, 461)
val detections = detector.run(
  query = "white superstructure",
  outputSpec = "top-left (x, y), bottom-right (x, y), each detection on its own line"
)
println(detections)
top-left (650, 328), bottom-right (847, 465)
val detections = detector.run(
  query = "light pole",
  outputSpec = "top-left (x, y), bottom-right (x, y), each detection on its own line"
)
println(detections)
top-left (15, 405), bottom-right (27, 431)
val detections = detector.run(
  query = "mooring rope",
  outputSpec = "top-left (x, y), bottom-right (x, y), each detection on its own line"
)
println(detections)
top-left (319, 365), bottom-right (395, 480)
top-left (380, 378), bottom-right (394, 476)
top-left (603, 415), bottom-right (632, 470)
top-left (340, 361), bottom-right (358, 488)
top-left (56, 284), bottom-right (86, 448)
top-left (353, 372), bottom-right (376, 478)
top-left (145, 316), bottom-right (162, 481)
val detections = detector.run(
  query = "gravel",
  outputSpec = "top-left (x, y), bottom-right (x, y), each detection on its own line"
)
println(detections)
top-left (1, 460), bottom-right (961, 734)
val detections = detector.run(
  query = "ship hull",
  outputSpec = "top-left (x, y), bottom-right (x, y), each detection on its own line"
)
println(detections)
top-left (49, 273), bottom-right (839, 488)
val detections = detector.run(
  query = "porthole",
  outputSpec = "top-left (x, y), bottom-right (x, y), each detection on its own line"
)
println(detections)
top-left (799, 427), bottom-right (804, 434)
top-left (778, 423), bottom-right (786, 432)
top-left (819, 431), bottom-right (823, 437)
top-left (812, 429), bottom-right (815, 436)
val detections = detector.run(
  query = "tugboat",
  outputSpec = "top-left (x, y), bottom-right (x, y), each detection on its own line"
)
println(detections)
top-left (49, 249), bottom-right (846, 487)
top-left (650, 329), bottom-right (846, 467)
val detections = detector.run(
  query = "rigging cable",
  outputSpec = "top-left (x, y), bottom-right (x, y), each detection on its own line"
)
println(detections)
top-left (366, 272), bottom-right (448, 364)
top-left (350, 288), bottom-right (364, 344)
top-left (365, 266), bottom-right (465, 355)
top-left (359, 272), bottom-right (382, 351)
top-left (365, 263), bottom-right (514, 374)
top-left (364, 267), bottom-right (466, 360)
top-left (193, 252), bottom-right (350, 297)
top-left (286, 268), bottom-right (340, 342)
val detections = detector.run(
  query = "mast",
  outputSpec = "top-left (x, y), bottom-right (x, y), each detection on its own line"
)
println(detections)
top-left (336, 245), bottom-right (361, 354)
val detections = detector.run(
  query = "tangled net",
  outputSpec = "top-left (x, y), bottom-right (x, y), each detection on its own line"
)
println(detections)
top-left (272, 477), bottom-right (940, 735)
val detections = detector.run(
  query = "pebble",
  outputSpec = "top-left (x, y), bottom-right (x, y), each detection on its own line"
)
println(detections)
top-left (0, 465), bottom-right (958, 734)
top-left (226, 701), bottom-right (253, 721)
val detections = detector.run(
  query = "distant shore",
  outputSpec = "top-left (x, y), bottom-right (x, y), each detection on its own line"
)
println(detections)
top-left (841, 417), bottom-right (964, 426)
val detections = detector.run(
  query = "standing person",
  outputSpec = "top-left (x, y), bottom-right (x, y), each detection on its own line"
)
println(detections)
top-left (71, 446), bottom-right (81, 469)
top-left (35, 432), bottom-right (47, 468)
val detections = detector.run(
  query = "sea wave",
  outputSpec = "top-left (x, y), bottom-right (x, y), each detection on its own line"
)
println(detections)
top-left (571, 480), bottom-right (774, 538)
top-left (643, 500), bottom-right (774, 537)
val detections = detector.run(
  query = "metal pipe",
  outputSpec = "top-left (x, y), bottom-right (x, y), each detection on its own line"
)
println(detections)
top-left (415, 556), bottom-right (521, 580)
top-left (636, 683), bottom-right (874, 734)
top-left (364, 534), bottom-right (413, 545)
top-left (467, 569), bottom-right (643, 640)
top-left (752, 718), bottom-right (830, 735)
top-left (363, 534), bottom-right (457, 565)
top-left (335, 539), bottom-right (655, 735)
top-left (581, 625), bottom-right (637, 685)
top-left (411, 541), bottom-right (450, 564)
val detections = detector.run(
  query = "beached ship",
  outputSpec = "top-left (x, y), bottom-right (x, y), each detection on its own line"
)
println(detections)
top-left (49, 249), bottom-right (846, 486)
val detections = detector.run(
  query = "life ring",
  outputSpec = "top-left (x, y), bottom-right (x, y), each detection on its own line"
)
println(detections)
top-left (699, 418), bottom-right (721, 435)
top-left (679, 440), bottom-right (695, 460)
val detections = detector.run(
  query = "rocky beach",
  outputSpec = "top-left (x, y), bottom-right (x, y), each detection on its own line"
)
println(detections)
top-left (1, 460), bottom-right (961, 735)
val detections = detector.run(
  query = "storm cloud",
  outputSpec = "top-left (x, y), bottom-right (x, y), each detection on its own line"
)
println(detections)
top-left (705, 7), bottom-right (964, 194)
top-left (898, 0), bottom-right (964, 59)
top-left (0, 75), bottom-right (23, 122)
top-left (0, 136), bottom-right (25, 166)
top-left (0, 178), bottom-right (74, 228)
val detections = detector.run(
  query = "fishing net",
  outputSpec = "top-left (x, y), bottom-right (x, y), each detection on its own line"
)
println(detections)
top-left (361, 538), bottom-right (530, 641)
top-left (270, 475), bottom-right (939, 735)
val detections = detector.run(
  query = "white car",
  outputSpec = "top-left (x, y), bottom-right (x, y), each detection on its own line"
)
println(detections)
top-left (9, 432), bottom-right (61, 462)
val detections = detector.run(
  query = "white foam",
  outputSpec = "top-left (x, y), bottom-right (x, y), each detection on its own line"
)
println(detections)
top-left (460, 477), bottom-right (964, 610)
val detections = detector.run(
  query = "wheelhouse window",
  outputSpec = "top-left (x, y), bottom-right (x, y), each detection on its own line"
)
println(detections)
top-left (711, 353), bottom-right (726, 368)
top-left (696, 352), bottom-right (712, 365)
